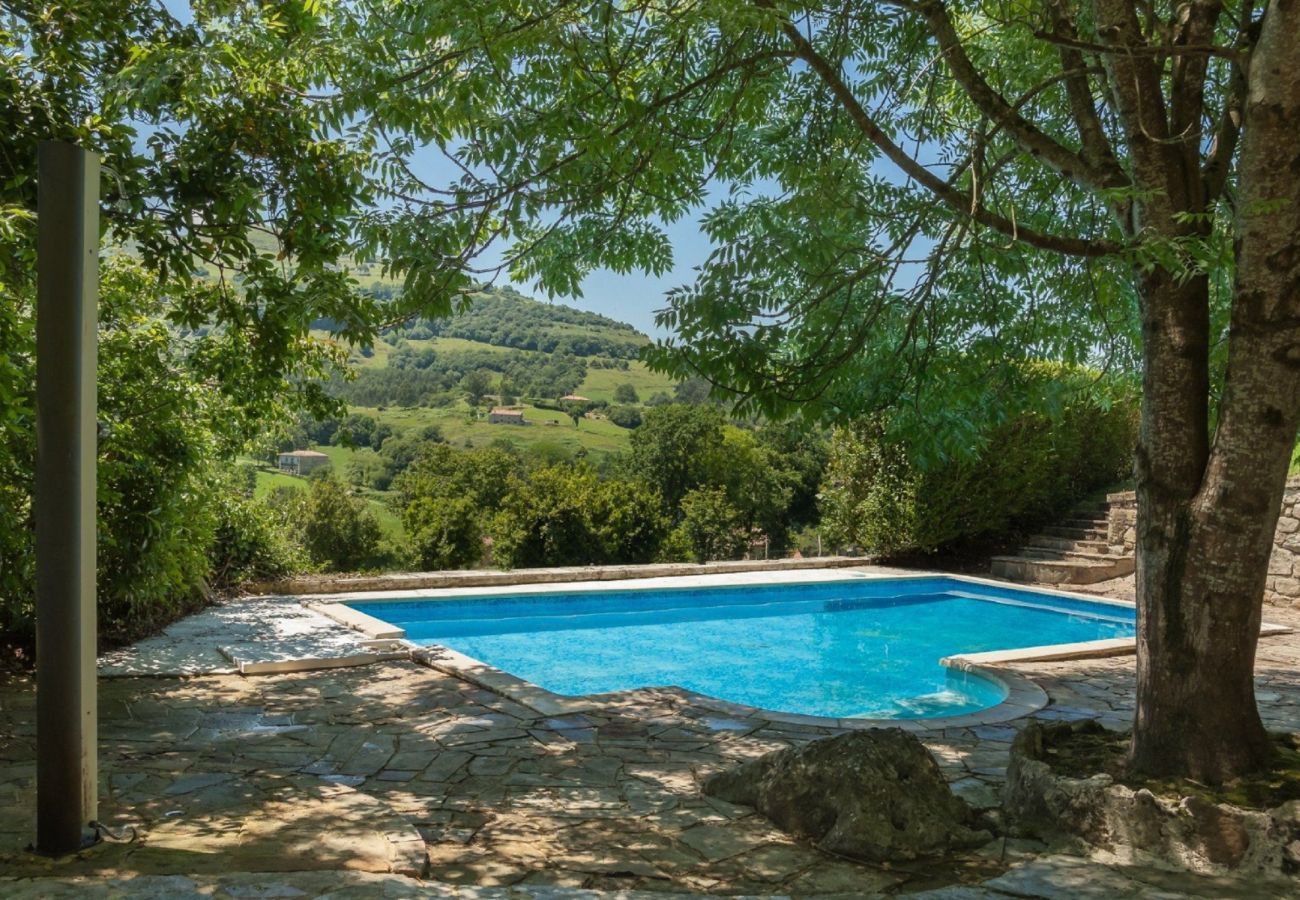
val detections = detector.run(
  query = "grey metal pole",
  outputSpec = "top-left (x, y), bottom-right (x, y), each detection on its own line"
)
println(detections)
top-left (35, 141), bottom-right (99, 854)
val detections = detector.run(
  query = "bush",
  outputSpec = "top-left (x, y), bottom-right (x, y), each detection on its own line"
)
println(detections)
top-left (0, 263), bottom-right (313, 651)
top-left (491, 466), bottom-right (669, 568)
top-left (209, 472), bottom-right (306, 587)
top-left (665, 486), bottom-right (746, 562)
top-left (820, 374), bottom-right (1137, 555)
top-left (607, 404), bottom-right (642, 429)
top-left (406, 496), bottom-right (483, 570)
top-left (613, 383), bottom-right (640, 403)
top-left (300, 474), bottom-right (383, 572)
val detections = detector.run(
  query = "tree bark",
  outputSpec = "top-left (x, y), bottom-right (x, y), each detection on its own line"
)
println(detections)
top-left (1128, 0), bottom-right (1300, 783)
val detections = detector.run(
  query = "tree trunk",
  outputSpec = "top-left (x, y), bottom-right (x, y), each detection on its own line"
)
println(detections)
top-left (1129, 2), bottom-right (1300, 783)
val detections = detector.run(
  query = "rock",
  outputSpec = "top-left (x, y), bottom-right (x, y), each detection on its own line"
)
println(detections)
top-left (1004, 721), bottom-right (1300, 876)
top-left (702, 728), bottom-right (990, 862)
top-left (1003, 721), bottom-right (1113, 844)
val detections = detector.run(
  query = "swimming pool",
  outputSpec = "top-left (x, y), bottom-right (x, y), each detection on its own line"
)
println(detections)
top-left (346, 575), bottom-right (1135, 720)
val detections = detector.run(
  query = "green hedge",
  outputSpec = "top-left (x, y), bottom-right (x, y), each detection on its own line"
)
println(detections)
top-left (821, 375), bottom-right (1138, 555)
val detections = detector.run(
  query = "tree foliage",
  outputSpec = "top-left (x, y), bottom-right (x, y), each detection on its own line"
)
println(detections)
top-left (336, 0), bottom-right (1300, 781)
top-left (491, 465), bottom-right (668, 568)
top-left (334, 345), bottom-right (588, 406)
top-left (667, 487), bottom-right (746, 564)
top-left (822, 369), bottom-right (1138, 554)
top-left (0, 1), bottom-right (391, 650)
top-left (299, 474), bottom-right (383, 573)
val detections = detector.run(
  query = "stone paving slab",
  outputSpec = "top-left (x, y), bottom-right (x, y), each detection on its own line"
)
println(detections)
top-left (4, 571), bottom-right (1299, 897)
top-left (98, 596), bottom-right (387, 677)
top-left (3, 853), bottom-right (1292, 898)
top-left (0, 871), bottom-right (736, 900)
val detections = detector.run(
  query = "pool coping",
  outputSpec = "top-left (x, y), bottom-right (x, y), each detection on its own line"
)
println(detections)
top-left (309, 568), bottom-right (1292, 733)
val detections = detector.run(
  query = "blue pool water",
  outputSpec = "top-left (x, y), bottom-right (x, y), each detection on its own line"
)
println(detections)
top-left (349, 576), bottom-right (1135, 719)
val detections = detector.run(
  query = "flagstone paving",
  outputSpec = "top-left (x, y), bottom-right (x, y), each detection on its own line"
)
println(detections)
top-left (1, 576), bottom-right (1298, 897)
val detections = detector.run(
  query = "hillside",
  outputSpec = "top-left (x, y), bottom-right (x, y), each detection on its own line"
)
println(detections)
top-left (257, 285), bottom-right (683, 536)
top-left (385, 285), bottom-right (650, 360)
top-left (331, 284), bottom-right (676, 417)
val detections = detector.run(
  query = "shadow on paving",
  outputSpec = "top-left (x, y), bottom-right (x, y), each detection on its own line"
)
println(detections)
top-left (3, 618), bottom-right (1300, 896)
top-left (0, 662), bottom-right (1014, 894)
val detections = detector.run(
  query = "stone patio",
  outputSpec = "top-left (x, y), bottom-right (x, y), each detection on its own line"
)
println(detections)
top-left (2, 569), bottom-right (1298, 897)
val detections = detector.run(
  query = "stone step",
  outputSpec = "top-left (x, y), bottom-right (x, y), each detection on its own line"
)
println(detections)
top-left (1016, 547), bottom-right (1126, 564)
top-left (1024, 535), bottom-right (1113, 554)
top-left (1042, 525), bottom-right (1110, 541)
top-left (990, 554), bottom-right (1135, 585)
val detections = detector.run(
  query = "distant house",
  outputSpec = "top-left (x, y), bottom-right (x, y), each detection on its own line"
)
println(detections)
top-left (488, 407), bottom-right (527, 425)
top-left (278, 449), bottom-right (330, 476)
top-left (559, 394), bottom-right (591, 403)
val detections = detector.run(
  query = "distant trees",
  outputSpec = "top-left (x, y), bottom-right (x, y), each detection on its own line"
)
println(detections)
top-left (390, 346), bottom-right (437, 370)
top-left (626, 404), bottom-right (825, 555)
top-left (331, 346), bottom-right (587, 408)
top-left (672, 377), bottom-right (715, 405)
top-left (562, 401), bottom-right (585, 427)
top-left (380, 286), bottom-right (648, 359)
top-left (613, 383), bottom-right (640, 404)
top-left (667, 487), bottom-right (746, 563)
top-left (346, 413), bottom-right (381, 447)
top-left (393, 444), bottom-right (520, 519)
top-left (607, 405), bottom-right (642, 429)
top-left (628, 405), bottom-right (727, 509)
top-left (460, 369), bottom-right (495, 407)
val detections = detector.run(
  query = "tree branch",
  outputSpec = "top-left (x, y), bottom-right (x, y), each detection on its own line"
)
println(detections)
top-left (1044, 0), bottom-right (1128, 189)
top-left (1091, 0), bottom-right (1189, 214)
top-left (910, 0), bottom-right (1123, 193)
top-left (1203, 1), bottom-right (1257, 203)
top-left (767, 5), bottom-right (1120, 258)
top-left (1169, 0), bottom-right (1225, 209)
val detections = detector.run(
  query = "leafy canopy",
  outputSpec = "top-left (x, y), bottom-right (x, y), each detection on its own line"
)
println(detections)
top-left (334, 0), bottom-right (1150, 456)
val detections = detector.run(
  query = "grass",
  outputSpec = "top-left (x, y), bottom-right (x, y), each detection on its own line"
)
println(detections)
top-left (1037, 722), bottom-right (1300, 810)
top-left (352, 401), bottom-right (635, 460)
top-left (577, 359), bottom-right (677, 403)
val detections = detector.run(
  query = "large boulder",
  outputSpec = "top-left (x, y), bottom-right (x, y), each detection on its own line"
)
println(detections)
top-left (703, 728), bottom-right (991, 862)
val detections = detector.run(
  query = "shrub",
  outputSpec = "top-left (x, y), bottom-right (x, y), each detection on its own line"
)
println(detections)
top-left (300, 474), bottom-right (383, 572)
top-left (491, 466), bottom-right (669, 568)
top-left (665, 486), bottom-right (746, 562)
top-left (0, 263), bottom-right (312, 652)
top-left (607, 404), bottom-right (642, 429)
top-left (820, 374), bottom-right (1138, 555)
top-left (209, 473), bottom-right (306, 587)
top-left (406, 496), bottom-right (483, 570)
top-left (613, 383), bottom-right (640, 403)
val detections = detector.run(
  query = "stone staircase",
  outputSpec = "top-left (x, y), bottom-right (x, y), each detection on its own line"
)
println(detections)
top-left (990, 496), bottom-right (1135, 585)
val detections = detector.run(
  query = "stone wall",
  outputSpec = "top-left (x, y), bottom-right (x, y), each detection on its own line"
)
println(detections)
top-left (1105, 491), bottom-right (1137, 555)
top-left (1106, 480), bottom-right (1300, 606)
top-left (1267, 481), bottom-right (1300, 605)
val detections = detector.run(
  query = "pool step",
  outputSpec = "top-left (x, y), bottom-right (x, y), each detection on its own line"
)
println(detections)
top-left (991, 495), bottom-right (1133, 586)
